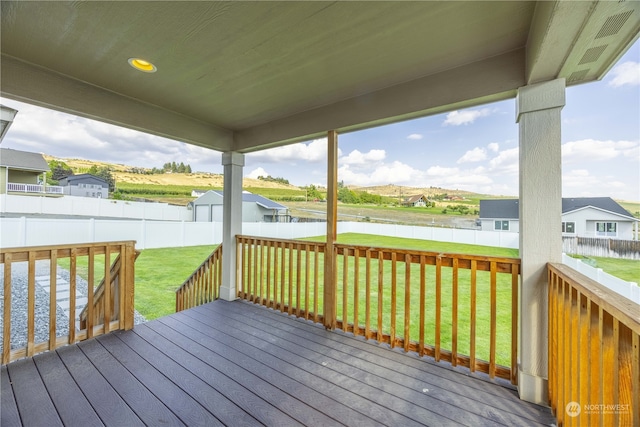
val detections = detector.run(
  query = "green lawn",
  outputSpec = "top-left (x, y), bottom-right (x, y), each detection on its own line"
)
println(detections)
top-left (570, 255), bottom-right (640, 284)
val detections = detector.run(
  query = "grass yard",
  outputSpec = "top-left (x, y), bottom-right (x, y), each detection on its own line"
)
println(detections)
top-left (66, 245), bottom-right (217, 320)
top-left (570, 255), bottom-right (640, 284)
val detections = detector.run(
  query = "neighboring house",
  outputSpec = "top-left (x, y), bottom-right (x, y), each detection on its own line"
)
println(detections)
top-left (58, 174), bottom-right (109, 198)
top-left (403, 194), bottom-right (428, 207)
top-left (479, 197), bottom-right (638, 239)
top-left (0, 147), bottom-right (63, 196)
top-left (190, 190), bottom-right (289, 223)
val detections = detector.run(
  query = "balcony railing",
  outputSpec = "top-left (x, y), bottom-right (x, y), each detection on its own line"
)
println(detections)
top-left (7, 182), bottom-right (64, 195)
top-left (548, 263), bottom-right (639, 426)
top-left (235, 235), bottom-right (519, 383)
top-left (175, 245), bottom-right (222, 312)
top-left (0, 241), bottom-right (137, 365)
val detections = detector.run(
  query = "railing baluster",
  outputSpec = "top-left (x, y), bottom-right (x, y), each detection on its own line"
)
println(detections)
top-left (390, 251), bottom-right (396, 348)
top-left (342, 247), bottom-right (349, 332)
top-left (87, 247), bottom-right (95, 339)
top-left (49, 249), bottom-right (57, 351)
top-left (404, 253), bottom-right (411, 353)
top-left (470, 259), bottom-right (477, 372)
top-left (288, 243), bottom-right (294, 315)
top-left (377, 250), bottom-right (383, 343)
top-left (305, 244), bottom-right (310, 320)
top-left (419, 255), bottom-right (426, 357)
top-left (451, 257), bottom-right (458, 366)
top-left (489, 260), bottom-right (496, 378)
top-left (435, 255), bottom-right (441, 362)
top-left (353, 249), bottom-right (360, 336)
top-left (3, 254), bottom-right (12, 364)
top-left (511, 263), bottom-right (518, 384)
top-left (280, 242), bottom-right (286, 313)
top-left (313, 247), bottom-right (319, 323)
top-left (365, 249), bottom-right (371, 340)
top-left (296, 243), bottom-right (302, 317)
top-left (27, 251), bottom-right (36, 357)
top-left (266, 241), bottom-right (272, 309)
top-left (103, 247), bottom-right (111, 334)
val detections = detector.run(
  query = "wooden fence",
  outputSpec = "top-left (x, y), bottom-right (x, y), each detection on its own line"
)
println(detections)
top-left (563, 236), bottom-right (640, 259)
top-left (236, 235), bottom-right (520, 384)
top-left (1, 241), bottom-right (136, 365)
top-left (548, 263), bottom-right (639, 426)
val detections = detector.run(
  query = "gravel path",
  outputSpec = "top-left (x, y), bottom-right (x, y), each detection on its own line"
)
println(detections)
top-left (0, 260), bottom-right (146, 354)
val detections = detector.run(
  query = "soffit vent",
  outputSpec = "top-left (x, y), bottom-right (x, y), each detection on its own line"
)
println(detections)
top-left (568, 70), bottom-right (589, 83)
top-left (595, 10), bottom-right (633, 39)
top-left (578, 45), bottom-right (608, 65)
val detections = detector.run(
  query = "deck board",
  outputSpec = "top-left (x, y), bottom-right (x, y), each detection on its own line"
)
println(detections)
top-left (1, 366), bottom-right (22, 427)
top-left (31, 350), bottom-right (104, 427)
top-left (1, 299), bottom-right (556, 427)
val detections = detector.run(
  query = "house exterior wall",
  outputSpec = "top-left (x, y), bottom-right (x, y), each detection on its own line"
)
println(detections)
top-left (7, 169), bottom-right (40, 184)
top-left (480, 219), bottom-right (518, 232)
top-left (561, 208), bottom-right (634, 239)
top-left (0, 166), bottom-right (6, 194)
top-left (65, 183), bottom-right (108, 198)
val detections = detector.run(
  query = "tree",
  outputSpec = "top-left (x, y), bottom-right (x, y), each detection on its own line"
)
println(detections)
top-left (89, 166), bottom-right (116, 192)
top-left (304, 184), bottom-right (323, 201)
top-left (185, 165), bottom-right (192, 173)
top-left (47, 160), bottom-right (73, 182)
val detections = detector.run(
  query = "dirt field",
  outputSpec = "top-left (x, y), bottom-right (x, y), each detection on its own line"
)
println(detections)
top-left (286, 202), bottom-right (479, 229)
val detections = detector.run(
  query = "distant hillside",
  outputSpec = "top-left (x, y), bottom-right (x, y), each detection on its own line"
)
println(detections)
top-left (348, 184), bottom-right (486, 199)
top-left (43, 155), bottom-right (299, 190)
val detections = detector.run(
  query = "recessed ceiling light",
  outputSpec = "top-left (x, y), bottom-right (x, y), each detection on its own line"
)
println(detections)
top-left (128, 58), bottom-right (157, 73)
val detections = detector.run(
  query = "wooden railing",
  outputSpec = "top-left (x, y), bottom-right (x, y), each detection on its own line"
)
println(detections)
top-left (237, 235), bottom-right (520, 383)
top-left (236, 236), bottom-right (325, 323)
top-left (0, 241), bottom-right (136, 365)
top-left (175, 245), bottom-right (222, 312)
top-left (79, 250), bottom-right (140, 330)
top-left (548, 263), bottom-right (639, 426)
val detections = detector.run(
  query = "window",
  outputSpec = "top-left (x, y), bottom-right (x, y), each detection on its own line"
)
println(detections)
top-left (596, 222), bottom-right (617, 237)
top-left (562, 222), bottom-right (575, 234)
top-left (494, 220), bottom-right (509, 231)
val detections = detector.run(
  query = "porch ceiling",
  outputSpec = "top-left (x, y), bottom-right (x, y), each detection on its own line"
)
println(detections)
top-left (1, 1), bottom-right (639, 153)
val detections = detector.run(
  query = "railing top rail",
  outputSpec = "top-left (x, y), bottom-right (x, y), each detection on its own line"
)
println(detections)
top-left (549, 262), bottom-right (640, 334)
top-left (237, 235), bottom-right (326, 249)
top-left (0, 240), bottom-right (137, 263)
top-left (334, 242), bottom-right (521, 264)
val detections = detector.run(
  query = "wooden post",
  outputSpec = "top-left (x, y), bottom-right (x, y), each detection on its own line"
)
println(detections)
top-left (323, 130), bottom-right (338, 330)
top-left (123, 242), bottom-right (136, 330)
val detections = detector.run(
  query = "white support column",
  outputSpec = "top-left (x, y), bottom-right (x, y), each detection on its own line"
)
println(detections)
top-left (219, 151), bottom-right (244, 301)
top-left (516, 78), bottom-right (565, 405)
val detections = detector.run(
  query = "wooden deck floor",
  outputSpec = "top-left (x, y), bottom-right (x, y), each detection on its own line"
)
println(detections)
top-left (2, 300), bottom-right (555, 426)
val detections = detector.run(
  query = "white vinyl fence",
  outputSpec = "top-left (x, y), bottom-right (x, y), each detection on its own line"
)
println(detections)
top-left (0, 194), bottom-right (191, 221)
top-left (562, 254), bottom-right (639, 304)
top-left (0, 217), bottom-right (519, 250)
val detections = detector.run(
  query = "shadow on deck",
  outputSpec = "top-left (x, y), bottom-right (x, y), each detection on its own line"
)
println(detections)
top-left (1, 299), bottom-right (555, 426)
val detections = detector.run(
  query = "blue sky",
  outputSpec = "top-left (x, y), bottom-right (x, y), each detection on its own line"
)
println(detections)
top-left (2, 41), bottom-right (639, 201)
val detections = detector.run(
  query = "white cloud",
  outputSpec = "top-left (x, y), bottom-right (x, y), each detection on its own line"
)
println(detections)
top-left (247, 138), bottom-right (339, 164)
top-left (562, 169), bottom-right (632, 199)
top-left (488, 147), bottom-right (519, 174)
top-left (608, 61), bottom-right (640, 87)
top-left (443, 108), bottom-right (491, 126)
top-left (488, 142), bottom-right (500, 152)
top-left (562, 139), bottom-right (638, 163)
top-left (457, 147), bottom-right (487, 163)
top-left (340, 149), bottom-right (386, 166)
top-left (407, 133), bottom-right (423, 140)
top-left (247, 167), bottom-right (269, 179)
top-left (339, 161), bottom-right (421, 186)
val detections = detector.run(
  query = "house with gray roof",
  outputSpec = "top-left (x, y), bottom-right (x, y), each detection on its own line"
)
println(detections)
top-left (189, 190), bottom-right (290, 222)
top-left (58, 173), bottom-right (109, 198)
top-left (0, 147), bottom-right (63, 196)
top-left (479, 197), bottom-right (638, 239)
